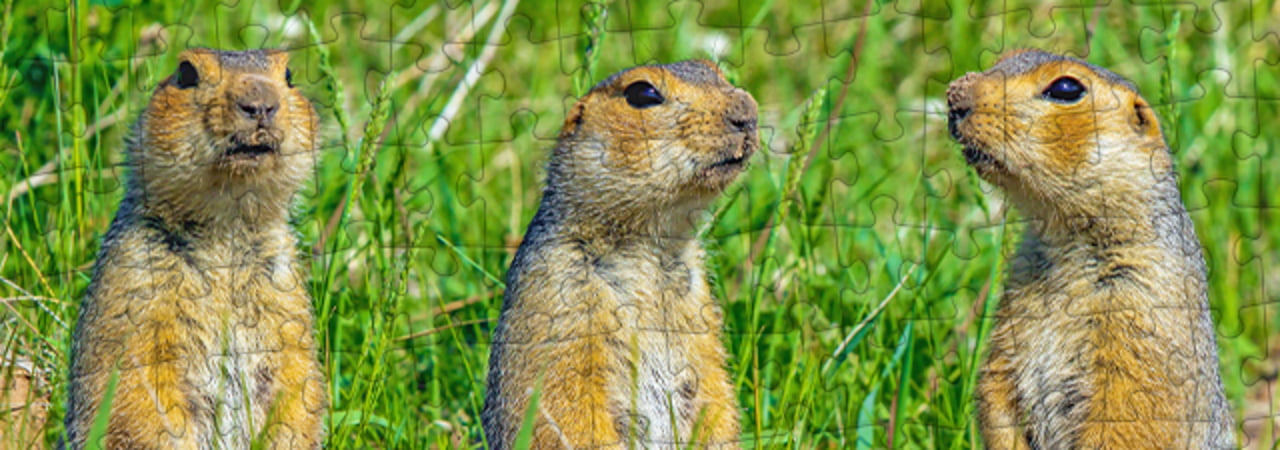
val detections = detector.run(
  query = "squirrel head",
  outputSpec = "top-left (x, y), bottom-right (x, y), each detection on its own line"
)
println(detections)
top-left (129, 49), bottom-right (318, 224)
top-left (946, 49), bottom-right (1172, 220)
top-left (547, 60), bottom-right (759, 231)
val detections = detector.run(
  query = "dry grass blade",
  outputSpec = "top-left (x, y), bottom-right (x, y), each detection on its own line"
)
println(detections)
top-left (395, 318), bottom-right (494, 342)
top-left (424, 0), bottom-right (521, 148)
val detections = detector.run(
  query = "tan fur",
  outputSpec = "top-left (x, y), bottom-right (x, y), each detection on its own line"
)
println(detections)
top-left (63, 49), bottom-right (326, 449)
top-left (947, 49), bottom-right (1235, 449)
top-left (482, 60), bottom-right (757, 449)
top-left (1, 361), bottom-right (46, 449)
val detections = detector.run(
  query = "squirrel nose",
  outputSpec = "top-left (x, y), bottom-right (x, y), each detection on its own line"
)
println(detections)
top-left (947, 107), bottom-right (970, 140)
top-left (235, 77), bottom-right (282, 126)
top-left (726, 92), bottom-right (759, 133)
top-left (728, 116), bottom-right (756, 132)
top-left (238, 101), bottom-right (278, 125)
top-left (946, 74), bottom-right (979, 141)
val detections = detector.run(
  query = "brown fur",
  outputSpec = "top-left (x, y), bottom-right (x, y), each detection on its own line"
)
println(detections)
top-left (63, 49), bottom-right (326, 449)
top-left (947, 49), bottom-right (1235, 449)
top-left (482, 60), bottom-right (758, 449)
top-left (1, 360), bottom-right (46, 449)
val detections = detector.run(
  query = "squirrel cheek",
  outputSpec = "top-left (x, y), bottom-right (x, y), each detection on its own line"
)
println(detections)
top-left (601, 140), bottom-right (651, 174)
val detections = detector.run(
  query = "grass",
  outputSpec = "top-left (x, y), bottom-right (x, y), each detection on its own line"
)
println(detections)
top-left (1, 0), bottom-right (1277, 448)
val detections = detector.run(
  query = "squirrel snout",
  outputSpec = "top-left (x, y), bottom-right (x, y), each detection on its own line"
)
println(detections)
top-left (946, 74), bottom-right (978, 141)
top-left (728, 116), bottom-right (757, 133)
top-left (237, 101), bottom-right (278, 125)
top-left (725, 92), bottom-right (759, 133)
top-left (233, 79), bottom-right (282, 127)
top-left (947, 107), bottom-right (970, 140)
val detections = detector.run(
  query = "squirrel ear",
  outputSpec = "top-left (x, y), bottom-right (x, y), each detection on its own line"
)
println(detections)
top-left (561, 102), bottom-right (585, 137)
top-left (1132, 98), bottom-right (1161, 136)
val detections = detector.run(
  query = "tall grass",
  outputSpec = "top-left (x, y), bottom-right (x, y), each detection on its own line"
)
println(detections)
top-left (0, 1), bottom-right (1276, 448)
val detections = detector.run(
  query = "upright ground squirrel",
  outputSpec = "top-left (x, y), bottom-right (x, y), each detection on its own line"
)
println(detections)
top-left (948, 48), bottom-right (1235, 448)
top-left (482, 60), bottom-right (759, 449)
top-left (63, 49), bottom-right (326, 449)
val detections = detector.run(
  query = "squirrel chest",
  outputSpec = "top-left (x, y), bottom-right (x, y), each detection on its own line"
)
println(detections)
top-left (80, 216), bottom-right (314, 442)
top-left (510, 234), bottom-right (721, 435)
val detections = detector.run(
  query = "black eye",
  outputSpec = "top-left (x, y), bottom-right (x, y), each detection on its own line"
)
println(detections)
top-left (623, 81), bottom-right (664, 108)
top-left (175, 61), bottom-right (199, 89)
top-left (285, 68), bottom-right (294, 87)
top-left (1043, 76), bottom-right (1086, 102)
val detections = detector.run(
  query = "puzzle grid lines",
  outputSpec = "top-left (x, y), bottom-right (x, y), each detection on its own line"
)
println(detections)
top-left (0, 1), bottom-right (1276, 448)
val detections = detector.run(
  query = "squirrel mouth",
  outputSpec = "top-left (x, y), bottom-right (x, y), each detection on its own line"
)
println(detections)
top-left (220, 138), bottom-right (281, 173)
top-left (710, 153), bottom-right (749, 169)
top-left (961, 145), bottom-right (1009, 175)
top-left (949, 112), bottom-right (1003, 172)
top-left (224, 128), bottom-right (283, 163)
top-left (696, 136), bottom-right (758, 190)
top-left (962, 147), bottom-right (993, 166)
top-left (226, 144), bottom-right (277, 159)
top-left (708, 138), bottom-right (756, 171)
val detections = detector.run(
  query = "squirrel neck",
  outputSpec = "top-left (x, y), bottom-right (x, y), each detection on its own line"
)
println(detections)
top-left (123, 175), bottom-right (295, 238)
top-left (1015, 141), bottom-right (1187, 245)
top-left (530, 187), bottom-right (707, 259)
top-left (1022, 167), bottom-right (1204, 275)
top-left (540, 146), bottom-right (715, 241)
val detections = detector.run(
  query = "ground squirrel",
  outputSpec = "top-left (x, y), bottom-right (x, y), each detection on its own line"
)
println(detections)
top-left (947, 49), bottom-right (1235, 448)
top-left (63, 49), bottom-right (326, 449)
top-left (482, 60), bottom-right (758, 449)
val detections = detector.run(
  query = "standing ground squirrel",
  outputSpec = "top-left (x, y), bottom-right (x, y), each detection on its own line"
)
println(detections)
top-left (482, 60), bottom-right (759, 449)
top-left (947, 49), bottom-right (1235, 448)
top-left (63, 49), bottom-right (327, 449)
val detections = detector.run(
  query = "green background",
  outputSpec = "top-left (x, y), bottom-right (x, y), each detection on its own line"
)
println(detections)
top-left (1, 0), bottom-right (1277, 448)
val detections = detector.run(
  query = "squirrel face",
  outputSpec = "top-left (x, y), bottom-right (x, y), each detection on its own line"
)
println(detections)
top-left (551, 60), bottom-right (759, 215)
top-left (946, 49), bottom-right (1169, 213)
top-left (131, 49), bottom-right (318, 202)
